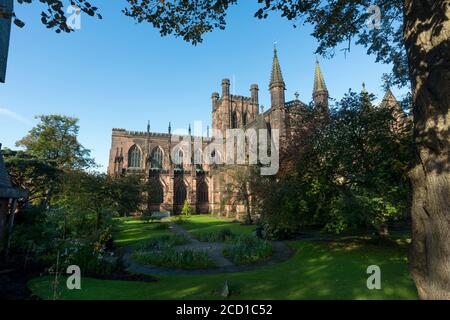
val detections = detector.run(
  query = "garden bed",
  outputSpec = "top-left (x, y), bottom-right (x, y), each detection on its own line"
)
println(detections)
top-left (133, 248), bottom-right (216, 269)
top-left (223, 235), bottom-right (273, 265)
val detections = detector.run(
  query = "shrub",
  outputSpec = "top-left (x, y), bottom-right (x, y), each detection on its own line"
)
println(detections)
top-left (223, 235), bottom-right (272, 265)
top-left (136, 235), bottom-right (188, 251)
top-left (195, 228), bottom-right (235, 242)
top-left (140, 212), bottom-right (163, 224)
top-left (181, 200), bottom-right (193, 217)
top-left (133, 248), bottom-right (215, 269)
top-left (154, 222), bottom-right (170, 230)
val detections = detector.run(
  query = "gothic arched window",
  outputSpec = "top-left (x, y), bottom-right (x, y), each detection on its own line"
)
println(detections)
top-left (210, 149), bottom-right (222, 165)
top-left (231, 111), bottom-right (238, 129)
top-left (266, 122), bottom-right (272, 157)
top-left (174, 149), bottom-right (184, 169)
top-left (174, 180), bottom-right (187, 205)
top-left (150, 147), bottom-right (163, 169)
top-left (128, 145), bottom-right (141, 168)
top-left (197, 181), bottom-right (208, 204)
top-left (194, 149), bottom-right (203, 169)
top-left (266, 121), bottom-right (272, 137)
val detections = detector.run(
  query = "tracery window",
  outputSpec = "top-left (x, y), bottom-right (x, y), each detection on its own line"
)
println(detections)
top-left (150, 147), bottom-right (163, 169)
top-left (128, 145), bottom-right (141, 168)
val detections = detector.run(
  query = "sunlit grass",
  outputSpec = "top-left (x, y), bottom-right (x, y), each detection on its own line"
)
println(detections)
top-left (179, 214), bottom-right (255, 238)
top-left (113, 217), bottom-right (173, 246)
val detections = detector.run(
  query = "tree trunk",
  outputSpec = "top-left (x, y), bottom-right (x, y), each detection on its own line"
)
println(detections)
top-left (404, 0), bottom-right (450, 299)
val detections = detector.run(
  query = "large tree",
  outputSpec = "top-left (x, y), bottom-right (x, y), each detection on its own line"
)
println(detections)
top-left (10, 0), bottom-right (450, 299)
top-left (16, 114), bottom-right (94, 170)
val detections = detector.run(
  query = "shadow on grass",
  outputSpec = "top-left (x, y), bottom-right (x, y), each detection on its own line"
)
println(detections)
top-left (28, 240), bottom-right (418, 300)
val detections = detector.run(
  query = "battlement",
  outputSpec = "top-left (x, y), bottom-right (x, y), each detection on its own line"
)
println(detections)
top-left (226, 94), bottom-right (253, 102)
top-left (112, 128), bottom-right (170, 137)
top-left (112, 128), bottom-right (212, 141)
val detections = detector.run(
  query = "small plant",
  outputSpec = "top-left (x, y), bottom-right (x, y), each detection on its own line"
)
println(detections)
top-left (196, 228), bottom-right (235, 242)
top-left (181, 200), bottom-right (193, 217)
top-left (133, 248), bottom-right (215, 269)
top-left (223, 235), bottom-right (272, 265)
top-left (136, 235), bottom-right (189, 251)
top-left (154, 222), bottom-right (170, 230)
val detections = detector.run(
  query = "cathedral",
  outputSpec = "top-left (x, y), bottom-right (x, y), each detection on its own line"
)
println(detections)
top-left (107, 47), bottom-right (404, 217)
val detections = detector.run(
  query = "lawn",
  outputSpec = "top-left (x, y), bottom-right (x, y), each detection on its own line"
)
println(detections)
top-left (113, 217), bottom-right (173, 247)
top-left (29, 215), bottom-right (418, 300)
top-left (178, 215), bottom-right (255, 238)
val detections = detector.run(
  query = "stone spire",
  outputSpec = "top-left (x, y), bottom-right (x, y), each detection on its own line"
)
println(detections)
top-left (269, 44), bottom-right (285, 90)
top-left (313, 58), bottom-right (328, 93)
top-left (381, 82), bottom-right (396, 105)
top-left (313, 58), bottom-right (329, 112)
top-left (380, 85), bottom-right (402, 113)
top-left (380, 86), bottom-right (408, 132)
top-left (269, 44), bottom-right (286, 109)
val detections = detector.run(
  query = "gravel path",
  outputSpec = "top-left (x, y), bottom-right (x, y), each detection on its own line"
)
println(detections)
top-left (169, 223), bottom-right (234, 267)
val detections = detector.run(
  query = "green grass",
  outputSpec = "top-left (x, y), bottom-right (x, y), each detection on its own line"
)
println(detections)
top-left (113, 217), bottom-right (173, 247)
top-left (179, 214), bottom-right (255, 239)
top-left (29, 215), bottom-right (417, 300)
top-left (29, 240), bottom-right (417, 300)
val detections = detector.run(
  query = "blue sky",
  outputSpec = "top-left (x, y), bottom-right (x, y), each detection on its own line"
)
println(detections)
top-left (0, 1), bottom-right (408, 171)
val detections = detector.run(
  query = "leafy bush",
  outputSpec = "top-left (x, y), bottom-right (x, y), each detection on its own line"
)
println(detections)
top-left (133, 248), bottom-right (215, 269)
top-left (195, 228), bottom-right (235, 242)
top-left (140, 212), bottom-right (153, 223)
top-left (140, 212), bottom-right (163, 224)
top-left (136, 235), bottom-right (188, 251)
top-left (153, 222), bottom-right (170, 230)
top-left (181, 200), bottom-right (193, 217)
top-left (223, 235), bottom-right (272, 265)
